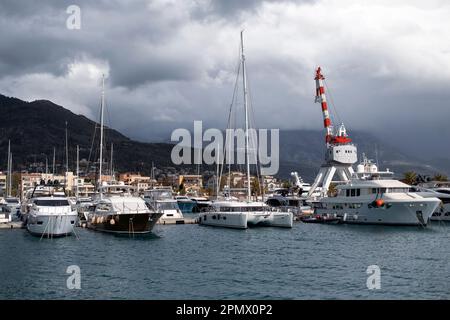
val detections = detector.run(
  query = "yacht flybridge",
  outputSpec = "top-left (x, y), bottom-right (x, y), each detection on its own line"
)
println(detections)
top-left (198, 31), bottom-right (293, 229)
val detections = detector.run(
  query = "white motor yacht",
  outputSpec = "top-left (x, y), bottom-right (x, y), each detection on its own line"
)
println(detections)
top-left (26, 184), bottom-right (78, 237)
top-left (316, 177), bottom-right (440, 226)
top-left (143, 188), bottom-right (185, 224)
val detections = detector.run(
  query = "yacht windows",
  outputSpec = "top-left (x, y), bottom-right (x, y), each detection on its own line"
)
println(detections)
top-left (34, 199), bottom-right (70, 206)
top-left (157, 202), bottom-right (179, 211)
top-left (346, 189), bottom-right (361, 197)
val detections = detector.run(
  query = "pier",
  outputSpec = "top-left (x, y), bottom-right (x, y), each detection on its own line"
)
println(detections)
top-left (0, 221), bottom-right (24, 229)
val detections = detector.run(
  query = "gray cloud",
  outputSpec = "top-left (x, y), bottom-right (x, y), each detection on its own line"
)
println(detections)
top-left (0, 0), bottom-right (450, 159)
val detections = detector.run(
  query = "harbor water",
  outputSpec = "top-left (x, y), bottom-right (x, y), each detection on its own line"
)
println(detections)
top-left (1, 222), bottom-right (449, 299)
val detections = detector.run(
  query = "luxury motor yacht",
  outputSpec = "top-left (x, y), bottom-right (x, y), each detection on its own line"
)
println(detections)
top-left (175, 195), bottom-right (196, 214)
top-left (143, 188), bottom-right (184, 224)
top-left (25, 183), bottom-right (78, 237)
top-left (315, 177), bottom-right (440, 226)
top-left (412, 182), bottom-right (450, 222)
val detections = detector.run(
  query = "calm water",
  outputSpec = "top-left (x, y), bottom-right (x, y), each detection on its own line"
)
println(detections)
top-left (1, 221), bottom-right (449, 299)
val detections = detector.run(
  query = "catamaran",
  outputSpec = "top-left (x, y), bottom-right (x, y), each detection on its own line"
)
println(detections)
top-left (198, 31), bottom-right (293, 229)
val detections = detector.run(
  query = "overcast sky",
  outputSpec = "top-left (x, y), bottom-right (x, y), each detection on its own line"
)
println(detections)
top-left (1, 0), bottom-right (450, 158)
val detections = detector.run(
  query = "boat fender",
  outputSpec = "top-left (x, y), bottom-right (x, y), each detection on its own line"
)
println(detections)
top-left (110, 218), bottom-right (115, 225)
top-left (374, 199), bottom-right (385, 208)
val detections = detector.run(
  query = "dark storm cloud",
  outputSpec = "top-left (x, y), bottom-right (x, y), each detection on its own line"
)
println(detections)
top-left (1, 0), bottom-right (450, 159)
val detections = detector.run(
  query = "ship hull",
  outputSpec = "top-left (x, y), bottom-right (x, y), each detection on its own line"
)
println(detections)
top-left (27, 213), bottom-right (78, 237)
top-left (87, 212), bottom-right (162, 234)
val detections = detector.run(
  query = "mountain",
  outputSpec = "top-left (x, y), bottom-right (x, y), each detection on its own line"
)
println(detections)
top-left (1, 93), bottom-right (448, 182)
top-left (0, 94), bottom-right (190, 175)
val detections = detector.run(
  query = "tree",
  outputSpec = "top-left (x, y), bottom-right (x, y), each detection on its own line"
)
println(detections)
top-left (328, 183), bottom-right (337, 197)
top-left (402, 171), bottom-right (417, 185)
top-left (251, 178), bottom-right (261, 196)
top-left (282, 180), bottom-right (291, 189)
top-left (432, 173), bottom-right (448, 182)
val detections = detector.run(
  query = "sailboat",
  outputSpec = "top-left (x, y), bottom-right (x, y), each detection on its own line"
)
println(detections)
top-left (198, 31), bottom-right (293, 229)
top-left (86, 75), bottom-right (162, 234)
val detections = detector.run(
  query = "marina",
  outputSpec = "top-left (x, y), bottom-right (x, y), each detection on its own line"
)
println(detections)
top-left (1, 1), bottom-right (450, 303)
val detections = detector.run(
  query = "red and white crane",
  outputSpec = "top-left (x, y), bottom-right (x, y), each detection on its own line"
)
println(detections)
top-left (307, 66), bottom-right (357, 198)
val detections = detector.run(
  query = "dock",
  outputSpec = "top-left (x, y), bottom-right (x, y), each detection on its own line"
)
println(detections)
top-left (0, 221), bottom-right (25, 229)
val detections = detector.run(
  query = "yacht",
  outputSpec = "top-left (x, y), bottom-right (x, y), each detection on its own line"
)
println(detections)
top-left (175, 195), bottom-right (196, 214)
top-left (314, 158), bottom-right (441, 226)
top-left (5, 197), bottom-right (20, 216)
top-left (87, 184), bottom-right (162, 235)
top-left (143, 188), bottom-right (184, 224)
top-left (198, 200), bottom-right (248, 229)
top-left (412, 182), bottom-right (450, 222)
top-left (26, 183), bottom-right (78, 237)
top-left (199, 31), bottom-right (293, 229)
top-left (86, 76), bottom-right (162, 235)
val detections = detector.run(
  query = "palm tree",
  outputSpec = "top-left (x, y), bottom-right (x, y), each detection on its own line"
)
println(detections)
top-left (402, 171), bottom-right (417, 185)
top-left (432, 173), bottom-right (448, 182)
top-left (328, 183), bottom-right (337, 197)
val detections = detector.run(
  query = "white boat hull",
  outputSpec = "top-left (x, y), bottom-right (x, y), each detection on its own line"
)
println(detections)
top-left (247, 211), bottom-right (293, 228)
top-left (430, 203), bottom-right (450, 222)
top-left (27, 213), bottom-right (78, 237)
top-left (198, 212), bottom-right (248, 229)
top-left (319, 200), bottom-right (439, 226)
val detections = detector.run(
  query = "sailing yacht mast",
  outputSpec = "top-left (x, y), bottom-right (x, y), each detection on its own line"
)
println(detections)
top-left (110, 143), bottom-right (114, 181)
top-left (216, 143), bottom-right (220, 200)
top-left (99, 74), bottom-right (105, 199)
top-left (6, 140), bottom-right (10, 197)
top-left (8, 153), bottom-right (12, 197)
top-left (65, 121), bottom-right (69, 173)
top-left (240, 30), bottom-right (251, 202)
top-left (76, 145), bottom-right (79, 200)
top-left (52, 147), bottom-right (56, 175)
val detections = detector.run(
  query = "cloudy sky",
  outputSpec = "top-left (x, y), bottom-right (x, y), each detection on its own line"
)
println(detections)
top-left (1, 0), bottom-right (450, 158)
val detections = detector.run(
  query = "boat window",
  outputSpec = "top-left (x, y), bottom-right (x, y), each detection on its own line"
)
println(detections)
top-left (158, 202), bottom-right (179, 211)
top-left (372, 188), bottom-right (378, 194)
top-left (351, 189), bottom-right (356, 197)
top-left (356, 189), bottom-right (361, 196)
top-left (34, 199), bottom-right (70, 206)
top-left (346, 189), bottom-right (350, 197)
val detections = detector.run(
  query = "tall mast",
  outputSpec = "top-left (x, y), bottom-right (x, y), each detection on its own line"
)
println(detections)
top-left (99, 74), bottom-right (105, 199)
top-left (8, 153), bottom-right (12, 197)
top-left (45, 157), bottom-right (48, 174)
top-left (6, 140), bottom-right (10, 197)
top-left (216, 143), bottom-right (220, 200)
top-left (110, 142), bottom-right (114, 181)
top-left (241, 30), bottom-right (251, 202)
top-left (52, 147), bottom-right (56, 175)
top-left (76, 145), bottom-right (79, 199)
top-left (65, 121), bottom-right (69, 173)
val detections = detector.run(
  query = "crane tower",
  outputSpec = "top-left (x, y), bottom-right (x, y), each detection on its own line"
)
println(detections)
top-left (307, 67), bottom-right (357, 197)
